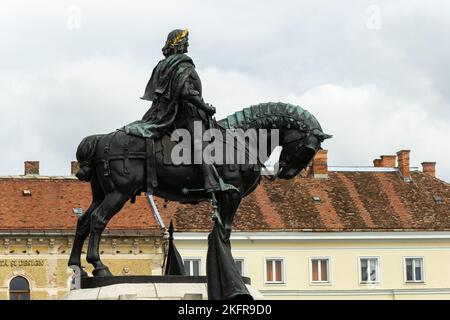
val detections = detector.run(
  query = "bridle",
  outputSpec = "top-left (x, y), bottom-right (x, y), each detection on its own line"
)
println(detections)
top-left (263, 133), bottom-right (308, 180)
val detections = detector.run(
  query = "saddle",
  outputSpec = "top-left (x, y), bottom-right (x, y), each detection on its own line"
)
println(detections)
top-left (97, 124), bottom-right (259, 202)
top-left (98, 130), bottom-right (159, 198)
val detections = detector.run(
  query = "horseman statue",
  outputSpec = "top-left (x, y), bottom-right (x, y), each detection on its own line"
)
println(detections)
top-left (125, 29), bottom-right (220, 193)
top-left (68, 29), bottom-right (332, 300)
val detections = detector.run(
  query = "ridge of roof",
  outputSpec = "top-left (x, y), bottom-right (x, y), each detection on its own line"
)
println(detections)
top-left (328, 166), bottom-right (418, 172)
top-left (0, 175), bottom-right (78, 180)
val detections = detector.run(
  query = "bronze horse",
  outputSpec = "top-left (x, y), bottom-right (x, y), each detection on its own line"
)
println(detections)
top-left (68, 102), bottom-right (330, 299)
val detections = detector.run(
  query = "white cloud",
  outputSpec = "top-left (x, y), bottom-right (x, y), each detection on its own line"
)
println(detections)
top-left (0, 56), bottom-right (147, 175)
top-left (285, 84), bottom-right (450, 177)
top-left (0, 0), bottom-right (449, 181)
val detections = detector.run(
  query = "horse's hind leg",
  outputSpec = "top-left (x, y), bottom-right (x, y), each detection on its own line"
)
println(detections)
top-left (86, 190), bottom-right (129, 276)
top-left (68, 175), bottom-right (104, 271)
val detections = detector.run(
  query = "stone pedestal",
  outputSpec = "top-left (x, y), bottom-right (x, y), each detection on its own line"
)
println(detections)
top-left (63, 274), bottom-right (263, 300)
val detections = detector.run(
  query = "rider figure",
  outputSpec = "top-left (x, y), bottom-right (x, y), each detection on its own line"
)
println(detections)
top-left (140, 29), bottom-right (221, 193)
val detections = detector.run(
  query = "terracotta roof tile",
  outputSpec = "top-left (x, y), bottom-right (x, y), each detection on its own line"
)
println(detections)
top-left (336, 174), bottom-right (375, 228)
top-left (161, 171), bottom-right (449, 232)
top-left (375, 173), bottom-right (414, 228)
top-left (303, 179), bottom-right (344, 229)
top-left (341, 172), bottom-right (403, 229)
top-left (0, 170), bottom-right (449, 232)
top-left (263, 177), bottom-right (326, 230)
top-left (0, 178), bottom-right (159, 232)
top-left (252, 184), bottom-right (285, 229)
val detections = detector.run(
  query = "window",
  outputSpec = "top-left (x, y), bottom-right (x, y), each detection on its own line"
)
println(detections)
top-left (433, 195), bottom-right (442, 204)
top-left (9, 276), bottom-right (30, 300)
top-left (359, 258), bottom-right (379, 284)
top-left (265, 259), bottom-right (284, 283)
top-left (405, 257), bottom-right (424, 283)
top-left (234, 259), bottom-right (245, 276)
top-left (183, 259), bottom-right (201, 276)
top-left (310, 258), bottom-right (330, 283)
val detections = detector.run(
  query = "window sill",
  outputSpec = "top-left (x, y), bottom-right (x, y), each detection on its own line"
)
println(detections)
top-left (264, 282), bottom-right (286, 286)
top-left (404, 281), bottom-right (425, 284)
top-left (359, 282), bottom-right (380, 285)
top-left (310, 281), bottom-right (332, 286)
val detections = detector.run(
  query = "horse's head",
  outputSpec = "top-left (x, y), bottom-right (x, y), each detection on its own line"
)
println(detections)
top-left (217, 102), bottom-right (331, 180)
top-left (277, 129), bottom-right (331, 180)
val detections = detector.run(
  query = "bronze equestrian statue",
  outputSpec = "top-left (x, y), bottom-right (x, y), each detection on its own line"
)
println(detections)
top-left (68, 29), bottom-right (331, 300)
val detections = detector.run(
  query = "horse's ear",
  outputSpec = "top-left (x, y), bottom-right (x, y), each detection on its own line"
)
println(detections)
top-left (321, 133), bottom-right (333, 141)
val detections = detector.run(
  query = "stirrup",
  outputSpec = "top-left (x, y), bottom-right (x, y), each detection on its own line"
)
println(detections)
top-left (211, 166), bottom-right (239, 193)
top-left (181, 181), bottom-right (237, 194)
top-left (211, 193), bottom-right (223, 226)
top-left (181, 166), bottom-right (239, 194)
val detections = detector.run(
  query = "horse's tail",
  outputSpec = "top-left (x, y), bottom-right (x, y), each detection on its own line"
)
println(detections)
top-left (75, 134), bottom-right (103, 181)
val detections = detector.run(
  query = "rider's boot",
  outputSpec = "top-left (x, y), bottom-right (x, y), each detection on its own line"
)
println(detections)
top-left (202, 163), bottom-right (221, 193)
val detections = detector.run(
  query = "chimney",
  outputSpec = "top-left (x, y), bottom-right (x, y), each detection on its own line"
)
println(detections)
top-left (373, 159), bottom-right (382, 167)
top-left (24, 161), bottom-right (39, 175)
top-left (421, 162), bottom-right (436, 178)
top-left (309, 149), bottom-right (328, 179)
top-left (71, 161), bottom-right (80, 176)
top-left (397, 150), bottom-right (411, 181)
top-left (380, 155), bottom-right (396, 167)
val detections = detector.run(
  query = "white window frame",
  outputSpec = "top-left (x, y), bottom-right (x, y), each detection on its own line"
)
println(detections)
top-left (309, 257), bottom-right (332, 285)
top-left (182, 258), bottom-right (202, 276)
top-left (403, 256), bottom-right (425, 283)
top-left (264, 257), bottom-right (285, 284)
top-left (358, 257), bottom-right (380, 285)
top-left (233, 258), bottom-right (246, 276)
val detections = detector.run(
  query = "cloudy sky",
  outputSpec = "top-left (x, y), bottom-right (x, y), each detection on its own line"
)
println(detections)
top-left (1, 0), bottom-right (449, 182)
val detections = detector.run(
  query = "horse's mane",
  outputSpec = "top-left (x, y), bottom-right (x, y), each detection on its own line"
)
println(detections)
top-left (217, 102), bottom-right (331, 141)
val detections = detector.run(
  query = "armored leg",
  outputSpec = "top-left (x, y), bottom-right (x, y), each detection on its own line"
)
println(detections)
top-left (191, 120), bottom-right (221, 193)
top-left (202, 163), bottom-right (220, 193)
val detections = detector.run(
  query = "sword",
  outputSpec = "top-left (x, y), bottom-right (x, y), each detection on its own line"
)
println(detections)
top-left (146, 194), bottom-right (165, 230)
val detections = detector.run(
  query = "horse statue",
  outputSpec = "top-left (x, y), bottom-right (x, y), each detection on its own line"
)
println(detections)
top-left (68, 101), bottom-right (331, 299)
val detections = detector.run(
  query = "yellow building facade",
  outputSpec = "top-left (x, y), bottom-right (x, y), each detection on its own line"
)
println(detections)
top-left (158, 150), bottom-right (449, 300)
top-left (175, 231), bottom-right (450, 299)
top-left (0, 235), bottom-right (165, 300)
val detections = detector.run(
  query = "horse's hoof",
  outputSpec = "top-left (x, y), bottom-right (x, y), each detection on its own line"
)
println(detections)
top-left (93, 266), bottom-right (113, 277)
top-left (69, 264), bottom-right (88, 278)
top-left (79, 266), bottom-right (89, 278)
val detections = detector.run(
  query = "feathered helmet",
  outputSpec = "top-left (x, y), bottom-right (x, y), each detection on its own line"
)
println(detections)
top-left (162, 29), bottom-right (189, 57)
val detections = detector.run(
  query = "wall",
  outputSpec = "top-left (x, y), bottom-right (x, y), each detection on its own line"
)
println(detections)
top-left (3, 231), bottom-right (449, 300)
top-left (0, 235), bottom-right (165, 300)
top-left (175, 232), bottom-right (450, 300)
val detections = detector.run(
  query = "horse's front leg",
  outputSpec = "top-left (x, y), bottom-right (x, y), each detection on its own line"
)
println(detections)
top-left (216, 190), bottom-right (242, 238)
top-left (207, 188), bottom-right (253, 300)
top-left (86, 190), bottom-right (129, 276)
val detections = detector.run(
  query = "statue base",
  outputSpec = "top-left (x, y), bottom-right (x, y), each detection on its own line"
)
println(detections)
top-left (63, 275), bottom-right (264, 300)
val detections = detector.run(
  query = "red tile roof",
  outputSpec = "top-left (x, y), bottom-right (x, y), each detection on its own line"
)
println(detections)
top-left (0, 177), bottom-right (159, 233)
top-left (157, 171), bottom-right (450, 232)
top-left (0, 170), bottom-right (448, 233)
